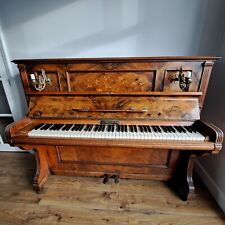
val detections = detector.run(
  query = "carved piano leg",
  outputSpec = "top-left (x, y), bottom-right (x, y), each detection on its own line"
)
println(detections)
top-left (168, 151), bottom-right (197, 201)
top-left (33, 149), bottom-right (50, 192)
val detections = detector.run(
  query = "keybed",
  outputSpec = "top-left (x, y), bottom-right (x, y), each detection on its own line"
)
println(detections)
top-left (28, 123), bottom-right (205, 141)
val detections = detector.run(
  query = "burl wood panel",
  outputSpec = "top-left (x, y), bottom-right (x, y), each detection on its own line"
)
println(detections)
top-left (68, 72), bottom-right (155, 92)
top-left (28, 95), bottom-right (200, 120)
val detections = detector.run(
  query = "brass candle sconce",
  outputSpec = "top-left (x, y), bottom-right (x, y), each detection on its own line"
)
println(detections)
top-left (172, 67), bottom-right (192, 91)
top-left (29, 69), bottom-right (51, 91)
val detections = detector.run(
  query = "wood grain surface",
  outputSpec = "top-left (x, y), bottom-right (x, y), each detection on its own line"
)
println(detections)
top-left (0, 152), bottom-right (224, 225)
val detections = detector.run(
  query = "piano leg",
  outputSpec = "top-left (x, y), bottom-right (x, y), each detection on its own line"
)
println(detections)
top-left (168, 151), bottom-right (198, 201)
top-left (33, 148), bottom-right (50, 192)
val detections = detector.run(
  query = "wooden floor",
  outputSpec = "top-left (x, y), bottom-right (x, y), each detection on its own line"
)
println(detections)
top-left (0, 152), bottom-right (224, 225)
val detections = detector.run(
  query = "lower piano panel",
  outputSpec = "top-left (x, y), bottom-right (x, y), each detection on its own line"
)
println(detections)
top-left (47, 145), bottom-right (180, 180)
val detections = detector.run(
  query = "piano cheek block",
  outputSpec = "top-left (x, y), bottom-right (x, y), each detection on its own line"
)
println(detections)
top-left (7, 56), bottom-right (223, 201)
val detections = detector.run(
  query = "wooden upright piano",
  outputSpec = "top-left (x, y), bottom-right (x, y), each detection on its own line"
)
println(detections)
top-left (6, 56), bottom-right (223, 200)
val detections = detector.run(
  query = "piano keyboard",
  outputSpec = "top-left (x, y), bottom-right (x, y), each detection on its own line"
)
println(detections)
top-left (28, 124), bottom-right (206, 141)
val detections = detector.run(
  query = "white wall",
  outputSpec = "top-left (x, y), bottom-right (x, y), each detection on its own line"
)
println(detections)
top-left (0, 0), bottom-right (224, 119)
top-left (0, 0), bottom-right (225, 210)
top-left (197, 30), bottom-right (225, 211)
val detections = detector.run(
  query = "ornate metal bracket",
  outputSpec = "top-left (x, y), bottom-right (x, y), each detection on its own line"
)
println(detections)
top-left (172, 67), bottom-right (192, 91)
top-left (29, 69), bottom-right (51, 91)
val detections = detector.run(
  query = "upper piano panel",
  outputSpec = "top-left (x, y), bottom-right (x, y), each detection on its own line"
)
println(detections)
top-left (12, 56), bottom-right (219, 107)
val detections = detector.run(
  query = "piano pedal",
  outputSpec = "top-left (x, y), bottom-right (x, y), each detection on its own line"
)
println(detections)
top-left (103, 174), bottom-right (110, 184)
top-left (112, 174), bottom-right (120, 184)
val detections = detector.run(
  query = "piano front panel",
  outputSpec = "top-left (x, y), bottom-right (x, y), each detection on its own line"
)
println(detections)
top-left (28, 95), bottom-right (200, 120)
top-left (47, 145), bottom-right (180, 180)
top-left (20, 59), bottom-right (212, 97)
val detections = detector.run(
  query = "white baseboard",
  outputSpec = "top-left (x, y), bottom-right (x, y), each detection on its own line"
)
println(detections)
top-left (0, 144), bottom-right (22, 152)
top-left (195, 160), bottom-right (225, 212)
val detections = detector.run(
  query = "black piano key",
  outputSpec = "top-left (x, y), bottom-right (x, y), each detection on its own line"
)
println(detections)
top-left (88, 125), bottom-right (93, 131)
top-left (62, 124), bottom-right (68, 131)
top-left (129, 125), bottom-right (133, 132)
top-left (190, 126), bottom-right (197, 133)
top-left (116, 125), bottom-right (120, 132)
top-left (39, 124), bottom-right (47, 130)
top-left (71, 124), bottom-right (78, 131)
top-left (55, 124), bottom-right (62, 130)
top-left (76, 124), bottom-right (82, 131)
top-left (156, 126), bottom-right (162, 133)
top-left (152, 126), bottom-right (158, 132)
top-left (166, 126), bottom-right (173, 133)
top-left (49, 124), bottom-right (57, 130)
top-left (161, 126), bottom-right (168, 133)
top-left (169, 126), bottom-right (175, 133)
top-left (133, 125), bottom-right (138, 132)
top-left (79, 124), bottom-right (85, 131)
top-left (174, 126), bottom-right (182, 133)
top-left (34, 123), bottom-right (44, 130)
top-left (146, 126), bottom-right (152, 133)
top-left (94, 125), bottom-right (99, 132)
top-left (41, 124), bottom-right (52, 130)
top-left (143, 126), bottom-right (148, 133)
top-left (62, 124), bottom-right (69, 131)
top-left (97, 125), bottom-right (102, 132)
top-left (137, 125), bottom-right (141, 132)
top-left (66, 124), bottom-right (73, 131)
top-left (84, 125), bottom-right (90, 131)
top-left (101, 125), bottom-right (106, 132)
top-left (121, 125), bottom-right (124, 132)
top-left (124, 125), bottom-right (127, 132)
top-left (178, 126), bottom-right (186, 133)
top-left (169, 126), bottom-right (176, 133)
top-left (185, 126), bottom-right (195, 133)
top-left (111, 125), bottom-right (114, 132)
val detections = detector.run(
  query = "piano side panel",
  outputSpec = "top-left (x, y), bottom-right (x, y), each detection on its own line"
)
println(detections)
top-left (27, 95), bottom-right (200, 121)
top-left (47, 145), bottom-right (180, 180)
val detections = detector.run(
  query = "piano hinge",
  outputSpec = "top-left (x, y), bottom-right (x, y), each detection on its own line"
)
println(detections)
top-left (100, 119), bottom-right (120, 125)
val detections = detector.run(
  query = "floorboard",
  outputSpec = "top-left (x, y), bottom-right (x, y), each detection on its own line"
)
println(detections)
top-left (0, 152), bottom-right (224, 225)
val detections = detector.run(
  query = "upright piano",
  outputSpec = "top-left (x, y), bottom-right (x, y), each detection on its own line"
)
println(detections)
top-left (6, 56), bottom-right (223, 200)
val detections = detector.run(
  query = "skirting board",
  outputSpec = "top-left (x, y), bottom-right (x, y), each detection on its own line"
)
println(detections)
top-left (195, 160), bottom-right (225, 212)
top-left (0, 144), bottom-right (22, 152)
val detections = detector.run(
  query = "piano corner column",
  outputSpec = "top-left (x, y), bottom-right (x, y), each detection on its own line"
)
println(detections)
top-left (33, 147), bottom-right (50, 192)
top-left (168, 151), bottom-right (200, 201)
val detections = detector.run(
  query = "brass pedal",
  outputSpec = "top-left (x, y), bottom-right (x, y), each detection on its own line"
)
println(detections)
top-left (112, 174), bottom-right (120, 184)
top-left (103, 174), bottom-right (110, 184)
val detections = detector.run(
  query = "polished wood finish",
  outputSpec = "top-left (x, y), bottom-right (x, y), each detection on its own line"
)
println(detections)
top-left (27, 95), bottom-right (200, 120)
top-left (6, 56), bottom-right (223, 201)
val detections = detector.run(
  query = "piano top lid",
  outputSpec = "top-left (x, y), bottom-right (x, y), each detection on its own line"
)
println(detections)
top-left (12, 56), bottom-right (221, 64)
